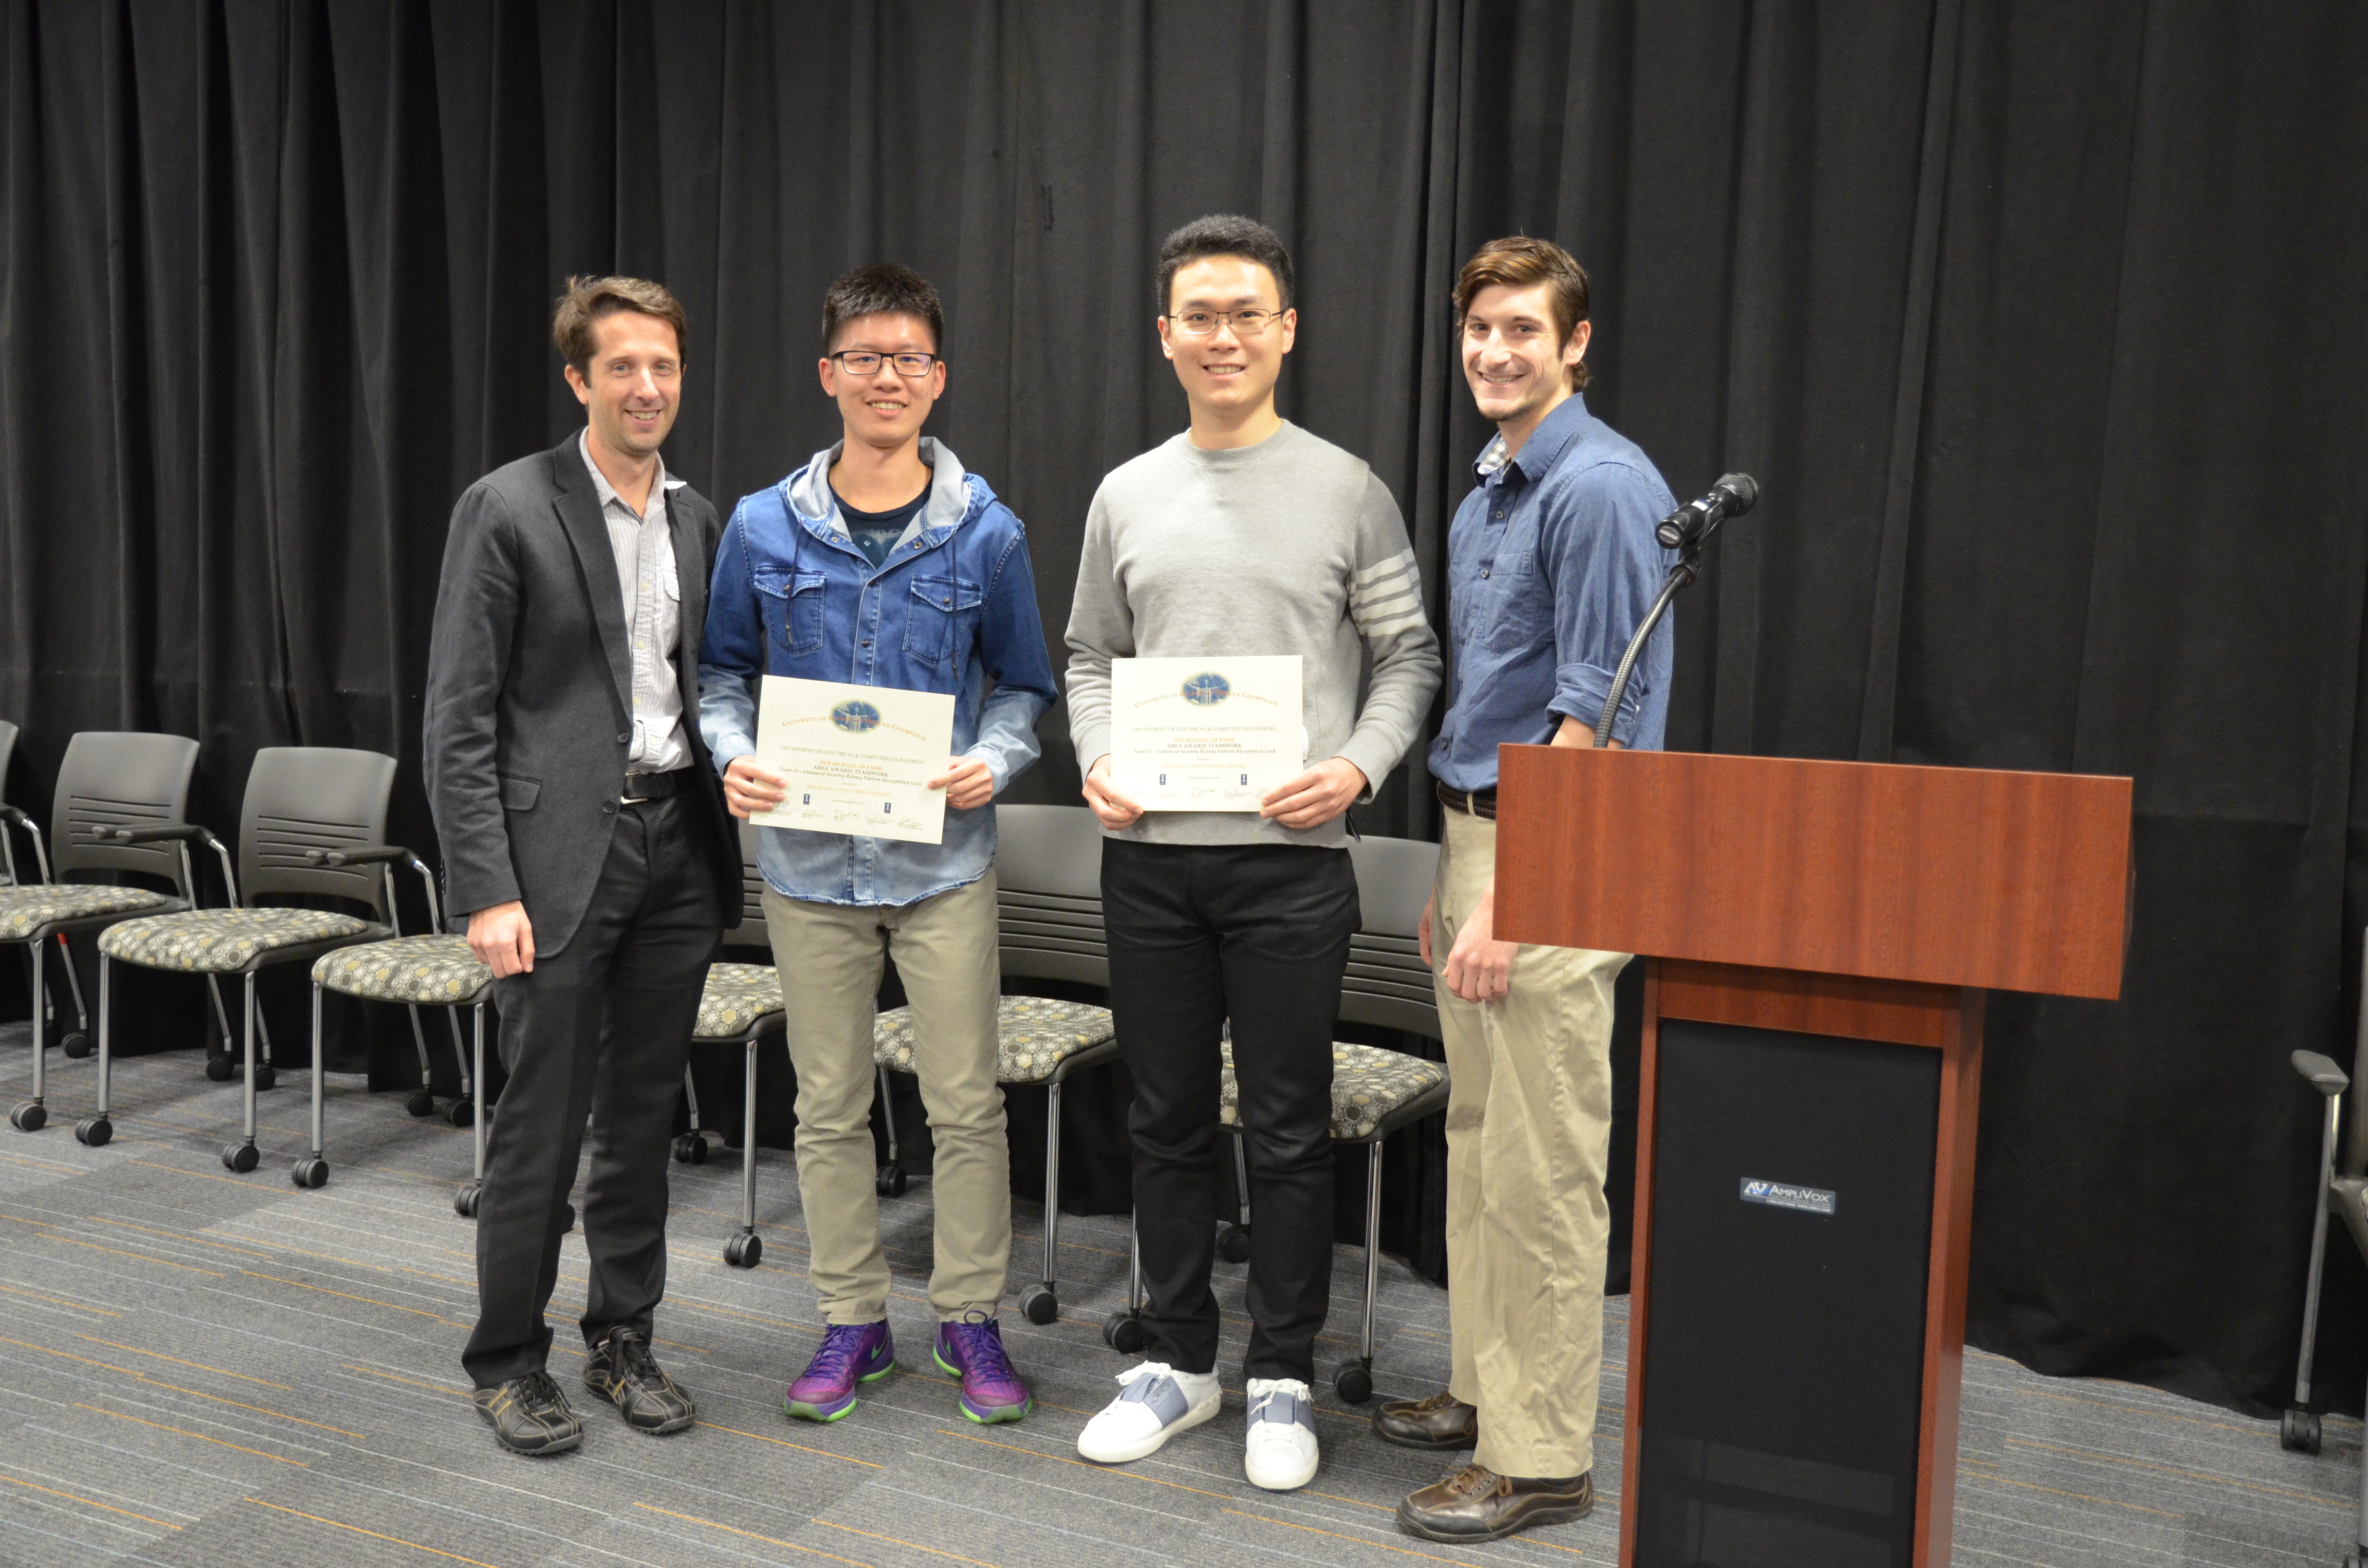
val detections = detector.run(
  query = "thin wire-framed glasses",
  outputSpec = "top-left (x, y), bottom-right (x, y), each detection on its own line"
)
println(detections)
top-left (830, 350), bottom-right (938, 376)
top-left (1167, 308), bottom-right (1283, 337)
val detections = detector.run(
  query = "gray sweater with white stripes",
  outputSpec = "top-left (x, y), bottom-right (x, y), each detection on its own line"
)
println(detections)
top-left (1063, 421), bottom-right (1443, 848)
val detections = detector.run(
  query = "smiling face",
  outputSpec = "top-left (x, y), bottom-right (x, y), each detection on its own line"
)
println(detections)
top-left (819, 311), bottom-right (945, 451)
top-left (1158, 255), bottom-right (1296, 423)
top-left (564, 309), bottom-right (682, 463)
top-left (1460, 281), bottom-right (1589, 432)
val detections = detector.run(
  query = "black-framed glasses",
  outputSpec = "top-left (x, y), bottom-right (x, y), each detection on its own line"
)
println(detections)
top-left (1167, 308), bottom-right (1282, 337)
top-left (829, 350), bottom-right (937, 376)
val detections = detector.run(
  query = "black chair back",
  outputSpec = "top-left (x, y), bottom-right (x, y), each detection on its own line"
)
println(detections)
top-left (50, 731), bottom-right (202, 889)
top-left (237, 747), bottom-right (397, 918)
top-left (994, 804), bottom-right (1108, 988)
top-left (1343, 836), bottom-right (1441, 1041)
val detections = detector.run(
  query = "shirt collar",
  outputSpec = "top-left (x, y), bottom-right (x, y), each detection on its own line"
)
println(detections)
top-left (1474, 391), bottom-right (1593, 485)
top-left (579, 428), bottom-right (682, 515)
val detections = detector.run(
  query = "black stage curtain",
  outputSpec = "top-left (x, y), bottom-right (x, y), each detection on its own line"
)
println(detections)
top-left (4, 0), bottom-right (2366, 1419)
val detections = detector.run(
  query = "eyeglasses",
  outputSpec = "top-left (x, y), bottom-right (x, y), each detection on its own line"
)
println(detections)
top-left (829, 350), bottom-right (937, 377)
top-left (1167, 308), bottom-right (1283, 337)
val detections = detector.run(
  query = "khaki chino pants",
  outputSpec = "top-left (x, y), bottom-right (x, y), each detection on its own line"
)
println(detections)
top-left (1434, 807), bottom-right (1628, 1480)
top-left (763, 874), bottom-right (1011, 1323)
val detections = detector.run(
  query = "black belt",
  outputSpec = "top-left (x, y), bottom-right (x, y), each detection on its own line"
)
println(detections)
top-left (621, 770), bottom-right (684, 804)
top-left (1434, 780), bottom-right (1498, 821)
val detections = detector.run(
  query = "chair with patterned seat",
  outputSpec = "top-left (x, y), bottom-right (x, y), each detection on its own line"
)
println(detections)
top-left (3, 732), bottom-right (206, 1133)
top-left (1101, 833), bottom-right (1449, 1406)
top-left (90, 747), bottom-right (412, 1171)
top-left (860, 804), bottom-right (1122, 1323)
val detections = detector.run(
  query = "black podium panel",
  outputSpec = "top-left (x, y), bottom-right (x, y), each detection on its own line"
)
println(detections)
top-left (1635, 1020), bottom-right (1941, 1568)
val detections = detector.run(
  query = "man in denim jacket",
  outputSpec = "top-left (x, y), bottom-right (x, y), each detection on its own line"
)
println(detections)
top-left (698, 265), bottom-right (1058, 1429)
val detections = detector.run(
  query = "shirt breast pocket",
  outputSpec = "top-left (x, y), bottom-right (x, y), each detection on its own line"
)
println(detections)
top-left (754, 570), bottom-right (826, 655)
top-left (903, 574), bottom-right (983, 667)
top-left (1482, 550), bottom-right (1546, 650)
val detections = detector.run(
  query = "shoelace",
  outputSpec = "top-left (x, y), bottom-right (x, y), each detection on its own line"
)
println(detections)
top-left (608, 1331), bottom-right (664, 1382)
top-left (516, 1371), bottom-right (569, 1413)
top-left (1445, 1464), bottom-right (1509, 1500)
top-left (1115, 1360), bottom-right (1176, 1390)
top-left (944, 1317), bottom-right (1015, 1380)
top-left (804, 1324), bottom-right (877, 1383)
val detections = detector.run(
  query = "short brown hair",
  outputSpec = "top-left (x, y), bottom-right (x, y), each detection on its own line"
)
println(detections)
top-left (1454, 237), bottom-right (1591, 392)
top-left (822, 264), bottom-right (944, 355)
top-left (552, 275), bottom-right (689, 379)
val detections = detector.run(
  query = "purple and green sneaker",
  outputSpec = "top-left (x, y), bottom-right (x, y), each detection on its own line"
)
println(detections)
top-left (934, 1313), bottom-right (1032, 1424)
top-left (784, 1321), bottom-right (896, 1422)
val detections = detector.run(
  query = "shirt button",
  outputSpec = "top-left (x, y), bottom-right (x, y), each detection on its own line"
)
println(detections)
top-left (862, 639), bottom-right (872, 648)
top-left (1481, 569), bottom-right (1491, 578)
top-left (1493, 511), bottom-right (1505, 520)
top-left (617, 731), bottom-right (630, 744)
top-left (602, 802), bottom-right (616, 815)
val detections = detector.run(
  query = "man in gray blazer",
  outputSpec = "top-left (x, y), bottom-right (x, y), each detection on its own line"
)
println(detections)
top-left (424, 275), bottom-right (738, 1457)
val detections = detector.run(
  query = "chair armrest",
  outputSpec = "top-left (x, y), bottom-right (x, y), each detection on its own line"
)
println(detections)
top-left (2294, 1050), bottom-right (2351, 1096)
top-left (304, 845), bottom-right (410, 868)
top-left (101, 822), bottom-right (212, 845)
top-left (0, 804), bottom-right (29, 828)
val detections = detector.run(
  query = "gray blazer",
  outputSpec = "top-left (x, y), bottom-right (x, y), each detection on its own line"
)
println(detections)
top-left (423, 434), bottom-right (737, 955)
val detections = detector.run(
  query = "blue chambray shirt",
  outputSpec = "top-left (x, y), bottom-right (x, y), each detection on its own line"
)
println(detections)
top-left (1428, 393), bottom-right (1679, 791)
top-left (699, 439), bottom-right (1059, 907)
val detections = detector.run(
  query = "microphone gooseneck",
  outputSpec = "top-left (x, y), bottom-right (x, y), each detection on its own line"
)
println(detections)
top-left (1593, 472), bottom-right (1761, 747)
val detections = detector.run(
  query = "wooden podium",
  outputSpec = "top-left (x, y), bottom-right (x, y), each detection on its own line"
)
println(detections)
top-left (1494, 746), bottom-right (2131, 1568)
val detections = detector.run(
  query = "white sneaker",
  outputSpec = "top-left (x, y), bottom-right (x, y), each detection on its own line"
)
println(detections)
top-left (1076, 1362), bottom-right (1222, 1464)
top-left (1244, 1377), bottom-right (1320, 1490)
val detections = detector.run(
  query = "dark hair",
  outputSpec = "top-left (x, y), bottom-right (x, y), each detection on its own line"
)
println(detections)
top-left (552, 275), bottom-right (689, 379)
top-left (1453, 236), bottom-right (1592, 392)
top-left (822, 263), bottom-right (945, 355)
top-left (1156, 214), bottom-right (1295, 313)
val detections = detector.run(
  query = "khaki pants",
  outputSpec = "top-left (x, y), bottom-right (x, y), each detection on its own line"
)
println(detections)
top-left (1434, 808), bottom-right (1628, 1479)
top-left (763, 874), bottom-right (1010, 1323)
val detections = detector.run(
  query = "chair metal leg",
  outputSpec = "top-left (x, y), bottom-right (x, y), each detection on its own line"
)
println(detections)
top-left (1362, 1141), bottom-right (1384, 1363)
top-left (2286, 1082), bottom-right (2343, 1459)
top-left (724, 1040), bottom-right (762, 1268)
top-left (1042, 1078), bottom-right (1064, 1285)
top-left (54, 933), bottom-right (89, 1039)
top-left (290, 983), bottom-right (329, 1189)
top-left (62, 953), bottom-right (110, 1143)
top-left (94, 954), bottom-right (111, 1115)
top-left (405, 1002), bottom-right (434, 1093)
top-left (9, 937), bottom-right (49, 1129)
top-left (873, 1062), bottom-right (906, 1196)
top-left (456, 1002), bottom-right (487, 1219)
top-left (1233, 1132), bottom-right (1253, 1228)
top-left (203, 974), bottom-right (234, 1063)
top-left (220, 973), bottom-right (260, 1172)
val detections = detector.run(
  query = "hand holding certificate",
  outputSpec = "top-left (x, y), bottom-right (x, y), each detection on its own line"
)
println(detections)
top-left (746, 675), bottom-right (957, 845)
top-left (1110, 655), bottom-right (1304, 811)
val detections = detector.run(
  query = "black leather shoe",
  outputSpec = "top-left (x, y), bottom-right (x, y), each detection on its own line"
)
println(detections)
top-left (1373, 1389), bottom-right (1479, 1450)
top-left (1398, 1465), bottom-right (1592, 1542)
top-left (473, 1371), bottom-right (584, 1456)
top-left (584, 1325), bottom-right (695, 1434)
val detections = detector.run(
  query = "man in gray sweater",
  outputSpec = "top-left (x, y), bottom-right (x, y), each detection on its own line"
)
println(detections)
top-left (1065, 215), bottom-right (1441, 1492)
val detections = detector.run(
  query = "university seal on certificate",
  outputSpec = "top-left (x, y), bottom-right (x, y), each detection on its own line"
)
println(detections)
top-left (1110, 655), bottom-right (1304, 811)
top-left (750, 674), bottom-right (956, 845)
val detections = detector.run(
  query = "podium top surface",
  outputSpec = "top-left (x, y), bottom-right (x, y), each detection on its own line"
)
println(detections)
top-left (1493, 746), bottom-right (2132, 999)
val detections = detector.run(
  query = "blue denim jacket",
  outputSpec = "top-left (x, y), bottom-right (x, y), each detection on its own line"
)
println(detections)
top-left (699, 439), bottom-right (1058, 906)
top-left (1428, 394), bottom-right (1678, 791)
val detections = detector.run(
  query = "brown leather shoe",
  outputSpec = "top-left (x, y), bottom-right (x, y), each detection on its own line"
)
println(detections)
top-left (1397, 1464), bottom-right (1593, 1542)
top-left (1371, 1390), bottom-right (1479, 1450)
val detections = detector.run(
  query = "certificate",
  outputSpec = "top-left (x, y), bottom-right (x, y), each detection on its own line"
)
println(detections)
top-left (749, 675), bottom-right (955, 845)
top-left (1110, 655), bottom-right (1303, 811)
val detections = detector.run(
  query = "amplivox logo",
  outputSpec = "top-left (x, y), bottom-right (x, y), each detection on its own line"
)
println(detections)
top-left (1740, 1178), bottom-right (1838, 1217)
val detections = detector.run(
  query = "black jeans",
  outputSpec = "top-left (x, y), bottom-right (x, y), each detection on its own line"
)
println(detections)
top-left (1102, 838), bottom-right (1361, 1383)
top-left (462, 794), bottom-right (721, 1388)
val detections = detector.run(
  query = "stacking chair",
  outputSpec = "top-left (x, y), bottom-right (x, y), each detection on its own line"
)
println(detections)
top-left (700, 821), bottom-right (791, 1267)
top-left (300, 859), bottom-right (489, 1189)
top-left (90, 747), bottom-right (407, 1169)
top-left (3, 733), bottom-right (204, 1132)
top-left (867, 804), bottom-right (1123, 1323)
top-left (1101, 833), bottom-right (1450, 1405)
top-left (2284, 928), bottom-right (2368, 1466)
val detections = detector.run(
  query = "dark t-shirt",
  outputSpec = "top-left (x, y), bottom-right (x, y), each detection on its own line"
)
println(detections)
top-left (832, 478), bottom-right (931, 571)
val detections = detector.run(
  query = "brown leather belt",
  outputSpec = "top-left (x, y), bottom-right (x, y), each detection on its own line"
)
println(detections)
top-left (1434, 780), bottom-right (1498, 821)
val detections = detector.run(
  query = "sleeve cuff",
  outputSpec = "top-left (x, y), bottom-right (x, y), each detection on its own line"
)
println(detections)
top-left (1073, 723), bottom-right (1112, 772)
top-left (1549, 661), bottom-right (1637, 746)
top-left (1333, 735), bottom-right (1396, 803)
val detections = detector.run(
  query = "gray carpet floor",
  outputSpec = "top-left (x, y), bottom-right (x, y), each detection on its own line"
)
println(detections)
top-left (0, 1021), bottom-right (2356, 1568)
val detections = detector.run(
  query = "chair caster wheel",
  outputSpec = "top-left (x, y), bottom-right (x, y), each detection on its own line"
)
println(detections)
top-left (9, 1102), bottom-right (45, 1132)
top-left (876, 1163), bottom-right (907, 1198)
top-left (671, 1133), bottom-right (707, 1164)
top-left (1218, 1224), bottom-right (1252, 1264)
top-left (1334, 1358), bottom-right (1374, 1405)
top-left (2281, 1408), bottom-right (2322, 1454)
top-left (206, 1054), bottom-right (236, 1082)
top-left (724, 1232), bottom-right (762, 1268)
top-left (292, 1156), bottom-right (328, 1189)
top-left (251, 1065), bottom-right (275, 1092)
top-left (455, 1183), bottom-right (481, 1218)
top-left (60, 1031), bottom-right (91, 1059)
top-left (405, 1089), bottom-right (435, 1117)
top-left (445, 1098), bottom-right (474, 1129)
top-left (222, 1141), bottom-right (259, 1174)
top-left (74, 1116), bottom-right (111, 1146)
top-left (1018, 1283), bottom-right (1059, 1325)
top-left (1103, 1310), bottom-right (1146, 1354)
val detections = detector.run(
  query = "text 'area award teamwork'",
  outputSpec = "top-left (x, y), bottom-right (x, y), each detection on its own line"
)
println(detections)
top-left (751, 675), bottom-right (956, 845)
top-left (1111, 656), bottom-right (1303, 811)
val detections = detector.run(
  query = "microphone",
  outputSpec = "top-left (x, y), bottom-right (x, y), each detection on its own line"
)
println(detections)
top-left (1655, 472), bottom-right (1759, 551)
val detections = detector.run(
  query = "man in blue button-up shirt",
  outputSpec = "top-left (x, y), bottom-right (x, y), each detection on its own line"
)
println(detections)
top-left (699, 266), bottom-right (1058, 1431)
top-left (1389, 239), bottom-right (1678, 1547)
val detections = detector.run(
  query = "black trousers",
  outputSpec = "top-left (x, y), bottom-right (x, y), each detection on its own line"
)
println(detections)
top-left (1102, 838), bottom-right (1361, 1383)
top-left (462, 794), bottom-right (721, 1388)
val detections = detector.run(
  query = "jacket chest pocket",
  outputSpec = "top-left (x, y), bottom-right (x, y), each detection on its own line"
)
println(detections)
top-left (903, 574), bottom-right (982, 667)
top-left (755, 570), bottom-right (826, 655)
